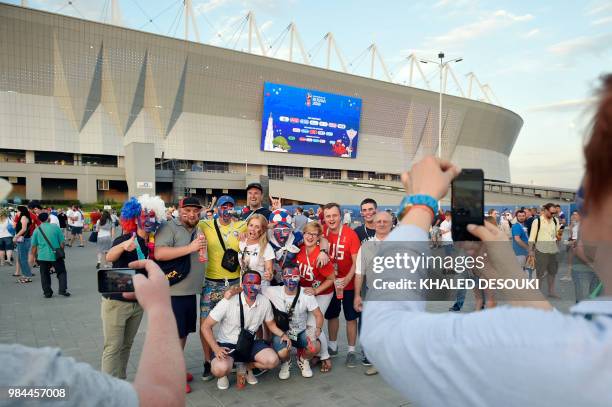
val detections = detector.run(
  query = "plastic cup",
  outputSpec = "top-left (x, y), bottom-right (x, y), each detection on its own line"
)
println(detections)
top-left (334, 278), bottom-right (344, 300)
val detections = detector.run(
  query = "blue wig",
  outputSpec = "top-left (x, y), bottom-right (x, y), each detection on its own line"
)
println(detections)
top-left (121, 197), bottom-right (142, 220)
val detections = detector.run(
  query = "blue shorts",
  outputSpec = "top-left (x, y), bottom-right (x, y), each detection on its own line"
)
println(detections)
top-left (171, 295), bottom-right (197, 339)
top-left (271, 330), bottom-right (308, 352)
top-left (214, 340), bottom-right (271, 363)
top-left (0, 237), bottom-right (13, 251)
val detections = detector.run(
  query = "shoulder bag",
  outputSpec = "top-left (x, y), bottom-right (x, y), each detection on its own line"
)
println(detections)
top-left (214, 220), bottom-right (240, 273)
top-left (155, 230), bottom-right (196, 285)
top-left (271, 286), bottom-right (301, 332)
top-left (38, 225), bottom-right (65, 260)
top-left (234, 294), bottom-right (255, 362)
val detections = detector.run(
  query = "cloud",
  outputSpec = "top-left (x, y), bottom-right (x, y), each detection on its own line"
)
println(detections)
top-left (522, 28), bottom-right (540, 39)
top-left (585, 2), bottom-right (612, 16)
top-left (591, 16), bottom-right (612, 26)
top-left (425, 9), bottom-right (534, 47)
top-left (525, 97), bottom-right (598, 113)
top-left (194, 0), bottom-right (232, 16)
top-left (548, 33), bottom-right (612, 57)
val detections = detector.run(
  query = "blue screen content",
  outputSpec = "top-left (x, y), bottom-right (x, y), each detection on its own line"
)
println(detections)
top-left (261, 82), bottom-right (362, 159)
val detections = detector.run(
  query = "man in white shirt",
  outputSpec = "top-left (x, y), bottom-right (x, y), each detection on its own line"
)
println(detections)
top-left (263, 264), bottom-right (323, 380)
top-left (46, 208), bottom-right (60, 227)
top-left (201, 271), bottom-right (286, 390)
top-left (67, 205), bottom-right (85, 247)
top-left (353, 210), bottom-right (393, 375)
top-left (439, 211), bottom-right (453, 255)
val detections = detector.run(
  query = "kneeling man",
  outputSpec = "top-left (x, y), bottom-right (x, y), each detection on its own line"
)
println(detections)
top-left (263, 263), bottom-right (324, 379)
top-left (201, 271), bottom-right (287, 390)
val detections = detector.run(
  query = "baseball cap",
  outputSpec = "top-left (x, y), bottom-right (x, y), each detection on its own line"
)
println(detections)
top-left (246, 182), bottom-right (263, 193)
top-left (179, 197), bottom-right (203, 209)
top-left (217, 195), bottom-right (235, 208)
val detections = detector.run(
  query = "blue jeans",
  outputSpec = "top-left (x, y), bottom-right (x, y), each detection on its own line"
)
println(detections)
top-left (17, 238), bottom-right (32, 277)
top-left (572, 269), bottom-right (600, 303)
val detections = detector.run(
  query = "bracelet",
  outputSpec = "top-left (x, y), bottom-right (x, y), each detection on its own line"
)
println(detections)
top-left (397, 194), bottom-right (438, 221)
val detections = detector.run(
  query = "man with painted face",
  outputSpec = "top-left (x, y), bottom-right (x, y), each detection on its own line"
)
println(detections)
top-left (268, 209), bottom-right (330, 283)
top-left (202, 271), bottom-right (285, 390)
top-left (262, 263), bottom-right (324, 380)
top-left (198, 195), bottom-right (247, 381)
top-left (241, 182), bottom-right (272, 221)
top-left (154, 196), bottom-right (207, 393)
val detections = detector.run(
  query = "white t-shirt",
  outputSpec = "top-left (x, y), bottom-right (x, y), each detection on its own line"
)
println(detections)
top-left (67, 210), bottom-right (84, 227)
top-left (262, 286), bottom-right (319, 336)
top-left (239, 241), bottom-right (275, 280)
top-left (571, 223), bottom-right (580, 240)
top-left (209, 293), bottom-right (273, 345)
top-left (440, 219), bottom-right (453, 243)
top-left (355, 236), bottom-right (381, 276)
top-left (0, 218), bottom-right (12, 238)
top-left (49, 214), bottom-right (60, 227)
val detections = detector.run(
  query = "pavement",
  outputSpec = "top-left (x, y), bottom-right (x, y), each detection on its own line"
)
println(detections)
top-left (0, 234), bottom-right (579, 406)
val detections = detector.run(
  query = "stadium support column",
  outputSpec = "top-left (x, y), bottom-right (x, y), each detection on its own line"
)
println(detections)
top-left (124, 142), bottom-right (156, 198)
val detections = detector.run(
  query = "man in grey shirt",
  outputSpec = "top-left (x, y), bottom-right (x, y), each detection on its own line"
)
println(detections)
top-left (154, 197), bottom-right (206, 393)
top-left (292, 207), bottom-right (310, 232)
top-left (0, 259), bottom-right (185, 407)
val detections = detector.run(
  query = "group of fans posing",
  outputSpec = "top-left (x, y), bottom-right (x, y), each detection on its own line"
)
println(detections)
top-left (102, 182), bottom-right (388, 392)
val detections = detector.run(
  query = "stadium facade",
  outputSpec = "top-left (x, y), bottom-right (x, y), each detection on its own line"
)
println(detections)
top-left (0, 3), bottom-right (523, 205)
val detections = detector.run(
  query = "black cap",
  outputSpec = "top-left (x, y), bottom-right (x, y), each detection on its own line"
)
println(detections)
top-left (179, 197), bottom-right (202, 208)
top-left (246, 182), bottom-right (263, 193)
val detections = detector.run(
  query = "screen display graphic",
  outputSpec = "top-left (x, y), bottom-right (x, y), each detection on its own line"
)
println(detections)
top-left (261, 82), bottom-right (362, 159)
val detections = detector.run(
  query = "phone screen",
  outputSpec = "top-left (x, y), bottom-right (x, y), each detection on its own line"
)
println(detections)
top-left (98, 268), bottom-right (136, 293)
top-left (451, 169), bottom-right (484, 241)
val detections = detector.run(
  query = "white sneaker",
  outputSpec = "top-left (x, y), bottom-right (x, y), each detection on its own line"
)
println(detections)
top-left (278, 361), bottom-right (291, 380)
top-left (246, 370), bottom-right (258, 385)
top-left (216, 376), bottom-right (229, 390)
top-left (297, 357), bottom-right (313, 378)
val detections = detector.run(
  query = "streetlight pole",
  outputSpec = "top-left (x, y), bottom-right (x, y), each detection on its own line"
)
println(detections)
top-left (421, 52), bottom-right (462, 159)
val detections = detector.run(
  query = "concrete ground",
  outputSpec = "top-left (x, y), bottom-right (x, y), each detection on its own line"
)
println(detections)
top-left (0, 235), bottom-right (578, 406)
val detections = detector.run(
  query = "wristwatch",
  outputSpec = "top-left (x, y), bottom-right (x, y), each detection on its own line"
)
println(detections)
top-left (397, 194), bottom-right (438, 220)
top-left (320, 248), bottom-right (328, 254)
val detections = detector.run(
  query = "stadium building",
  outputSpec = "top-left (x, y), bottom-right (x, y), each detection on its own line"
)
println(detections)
top-left (0, 3), bottom-right (541, 206)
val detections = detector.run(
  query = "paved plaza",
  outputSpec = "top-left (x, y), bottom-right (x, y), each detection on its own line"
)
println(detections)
top-left (0, 234), bottom-right (579, 406)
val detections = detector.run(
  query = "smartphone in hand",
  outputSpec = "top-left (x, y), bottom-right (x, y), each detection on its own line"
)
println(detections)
top-left (98, 268), bottom-right (142, 293)
top-left (451, 169), bottom-right (484, 241)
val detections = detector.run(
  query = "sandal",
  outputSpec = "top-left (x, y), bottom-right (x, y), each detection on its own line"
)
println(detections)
top-left (12, 273), bottom-right (21, 277)
top-left (320, 359), bottom-right (332, 373)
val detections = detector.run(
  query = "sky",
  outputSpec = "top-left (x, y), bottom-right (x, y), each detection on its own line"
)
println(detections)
top-left (7, 0), bottom-right (612, 189)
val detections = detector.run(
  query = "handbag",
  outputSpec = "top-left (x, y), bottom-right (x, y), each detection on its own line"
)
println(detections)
top-left (38, 225), bottom-right (65, 260)
top-left (89, 231), bottom-right (98, 243)
top-left (271, 286), bottom-right (301, 332)
top-left (155, 230), bottom-right (196, 286)
top-left (214, 220), bottom-right (240, 273)
top-left (234, 294), bottom-right (255, 362)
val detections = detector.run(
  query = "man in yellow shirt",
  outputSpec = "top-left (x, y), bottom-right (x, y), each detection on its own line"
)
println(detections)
top-left (198, 195), bottom-right (247, 381)
top-left (528, 203), bottom-right (561, 298)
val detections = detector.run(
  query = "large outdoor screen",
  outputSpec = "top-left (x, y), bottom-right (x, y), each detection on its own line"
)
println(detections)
top-left (261, 82), bottom-right (362, 158)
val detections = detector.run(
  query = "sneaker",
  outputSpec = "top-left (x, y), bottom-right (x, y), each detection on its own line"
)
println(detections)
top-left (346, 351), bottom-right (358, 368)
top-left (365, 366), bottom-right (379, 376)
top-left (278, 361), bottom-right (291, 380)
top-left (185, 383), bottom-right (192, 393)
top-left (327, 346), bottom-right (338, 357)
top-left (297, 357), bottom-right (313, 378)
top-left (216, 376), bottom-right (229, 390)
top-left (246, 370), bottom-right (258, 385)
top-left (59, 292), bottom-right (71, 297)
top-left (186, 372), bottom-right (193, 382)
top-left (201, 361), bottom-right (213, 381)
top-left (362, 356), bottom-right (372, 366)
top-left (448, 305), bottom-right (461, 312)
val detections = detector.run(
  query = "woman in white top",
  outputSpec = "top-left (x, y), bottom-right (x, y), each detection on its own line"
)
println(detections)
top-left (96, 211), bottom-right (115, 269)
top-left (239, 214), bottom-right (275, 285)
top-left (0, 209), bottom-right (14, 266)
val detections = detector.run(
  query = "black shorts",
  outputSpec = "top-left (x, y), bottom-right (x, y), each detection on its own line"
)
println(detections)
top-left (171, 295), bottom-right (197, 339)
top-left (325, 289), bottom-right (360, 321)
top-left (213, 340), bottom-right (271, 363)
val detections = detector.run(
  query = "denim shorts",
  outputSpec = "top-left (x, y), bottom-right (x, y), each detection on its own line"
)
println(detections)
top-left (0, 237), bottom-right (13, 251)
top-left (271, 329), bottom-right (309, 352)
